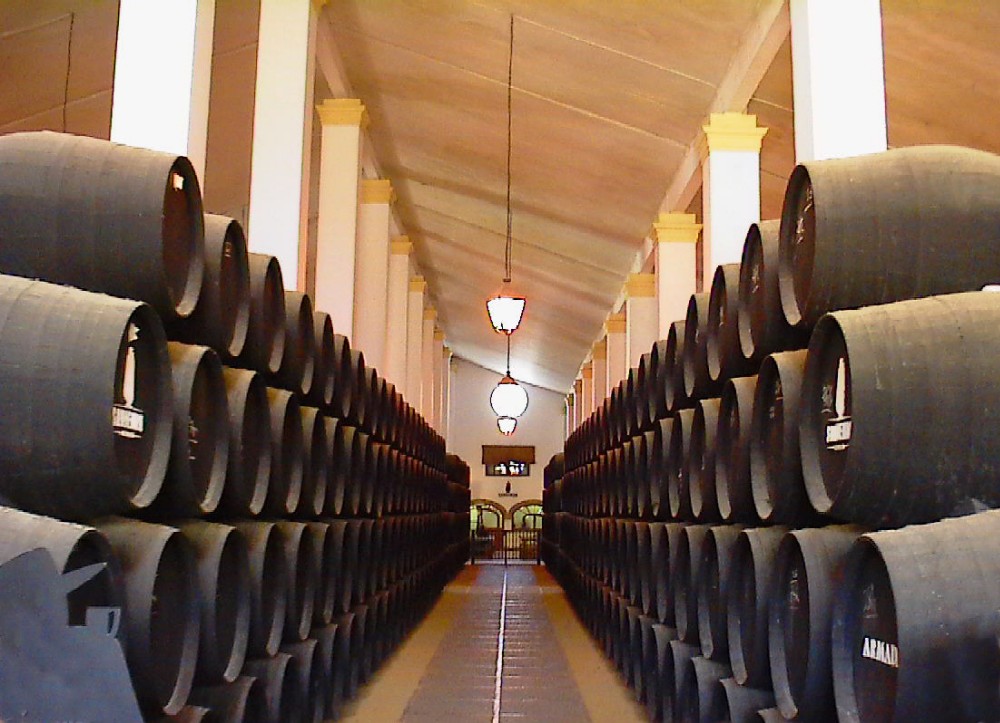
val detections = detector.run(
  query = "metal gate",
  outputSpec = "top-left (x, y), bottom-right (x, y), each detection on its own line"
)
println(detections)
top-left (470, 514), bottom-right (542, 565)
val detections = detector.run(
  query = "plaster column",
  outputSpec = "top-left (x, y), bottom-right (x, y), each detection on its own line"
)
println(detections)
top-left (111, 0), bottom-right (215, 182)
top-left (405, 276), bottom-right (426, 406)
top-left (441, 345), bottom-right (453, 441)
top-left (432, 328), bottom-right (446, 430)
top-left (790, 0), bottom-right (887, 161)
top-left (654, 213), bottom-right (701, 334)
top-left (353, 179), bottom-right (394, 371)
top-left (700, 113), bottom-right (767, 285)
top-left (625, 273), bottom-right (659, 369)
top-left (314, 98), bottom-right (366, 328)
top-left (580, 363), bottom-right (594, 422)
top-left (421, 307), bottom-right (437, 420)
top-left (247, 0), bottom-right (320, 290)
top-left (565, 396), bottom-right (575, 438)
top-left (384, 237), bottom-right (412, 389)
top-left (591, 337), bottom-right (609, 407)
top-left (573, 378), bottom-right (584, 431)
top-left (605, 312), bottom-right (628, 390)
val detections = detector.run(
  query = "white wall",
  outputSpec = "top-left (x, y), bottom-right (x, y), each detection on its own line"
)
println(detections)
top-left (447, 357), bottom-right (566, 511)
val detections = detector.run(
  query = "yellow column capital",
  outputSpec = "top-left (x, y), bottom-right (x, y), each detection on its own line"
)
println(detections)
top-left (653, 213), bottom-right (702, 244)
top-left (410, 275), bottom-right (426, 293)
top-left (423, 307), bottom-right (437, 322)
top-left (361, 179), bottom-right (395, 204)
top-left (605, 312), bottom-right (627, 334)
top-left (700, 112), bottom-right (767, 156)
top-left (316, 98), bottom-right (369, 127)
top-left (581, 362), bottom-right (594, 379)
top-left (592, 337), bottom-right (608, 360)
top-left (391, 236), bottom-right (413, 255)
top-left (625, 272), bottom-right (656, 298)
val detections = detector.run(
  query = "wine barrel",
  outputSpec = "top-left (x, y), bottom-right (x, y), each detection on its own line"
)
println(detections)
top-left (236, 254), bottom-right (285, 375)
top-left (683, 292), bottom-right (721, 401)
top-left (667, 639), bottom-right (700, 722)
top-left (738, 220), bottom-right (806, 363)
top-left (667, 410), bottom-right (696, 520)
top-left (168, 214), bottom-right (250, 360)
top-left (344, 349), bottom-right (368, 427)
top-left (231, 521), bottom-right (288, 658)
top-left (0, 276), bottom-right (172, 519)
top-left (307, 311), bottom-right (335, 408)
top-left (0, 506), bottom-right (124, 635)
top-left (716, 375), bottom-right (758, 523)
top-left (273, 291), bottom-right (316, 397)
top-left (217, 367), bottom-right (271, 517)
top-left (650, 522), bottom-right (686, 626)
top-left (778, 145), bottom-right (1000, 331)
top-left (750, 350), bottom-right (811, 525)
top-left (177, 521), bottom-right (250, 685)
top-left (243, 653), bottom-right (301, 722)
top-left (0, 130), bottom-right (204, 319)
top-left (679, 655), bottom-right (730, 723)
top-left (274, 521), bottom-right (318, 642)
top-left (648, 340), bottom-right (670, 422)
top-left (707, 263), bottom-right (752, 382)
top-left (727, 525), bottom-right (788, 688)
top-left (330, 520), bottom-right (360, 614)
top-left (279, 638), bottom-right (326, 723)
top-left (329, 613), bottom-right (355, 710)
top-left (832, 511), bottom-right (1000, 723)
top-left (689, 398), bottom-right (722, 522)
top-left (756, 708), bottom-right (786, 723)
top-left (769, 525), bottom-right (862, 721)
top-left (800, 292), bottom-right (1000, 527)
top-left (696, 524), bottom-right (745, 661)
top-left (650, 420), bottom-right (671, 522)
top-left (298, 407), bottom-right (330, 518)
top-left (330, 334), bottom-right (354, 421)
top-left (647, 622), bottom-right (675, 721)
top-left (98, 518), bottom-right (200, 716)
top-left (720, 678), bottom-right (776, 723)
top-left (664, 321), bottom-right (690, 412)
top-left (635, 351), bottom-right (655, 432)
top-left (153, 343), bottom-right (229, 517)
top-left (674, 524), bottom-right (711, 643)
top-left (263, 388), bottom-right (304, 517)
top-left (188, 676), bottom-right (266, 723)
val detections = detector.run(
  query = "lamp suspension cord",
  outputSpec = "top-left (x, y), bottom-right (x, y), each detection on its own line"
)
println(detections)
top-left (506, 335), bottom-right (512, 376)
top-left (504, 14), bottom-right (514, 283)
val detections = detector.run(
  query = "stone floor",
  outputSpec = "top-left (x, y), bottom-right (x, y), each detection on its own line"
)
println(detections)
top-left (340, 563), bottom-right (645, 723)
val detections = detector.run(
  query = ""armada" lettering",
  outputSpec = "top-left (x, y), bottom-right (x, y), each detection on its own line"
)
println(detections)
top-left (861, 636), bottom-right (899, 668)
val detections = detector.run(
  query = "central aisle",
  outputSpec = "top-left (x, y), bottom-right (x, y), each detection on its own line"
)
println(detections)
top-left (340, 564), bottom-right (646, 722)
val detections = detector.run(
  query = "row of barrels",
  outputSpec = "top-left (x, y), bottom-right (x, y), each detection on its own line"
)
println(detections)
top-left (542, 509), bottom-right (1000, 721)
top-left (0, 129), bottom-right (473, 720)
top-left (0, 504), bottom-right (469, 719)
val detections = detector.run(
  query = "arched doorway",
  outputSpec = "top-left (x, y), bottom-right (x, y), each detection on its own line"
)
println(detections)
top-left (509, 499), bottom-right (543, 530)
top-left (470, 499), bottom-right (506, 559)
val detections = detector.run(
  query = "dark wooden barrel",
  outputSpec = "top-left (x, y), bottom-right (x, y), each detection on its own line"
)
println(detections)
top-left (769, 525), bottom-right (862, 721)
top-left (650, 419), bottom-right (672, 522)
top-left (274, 521), bottom-right (318, 643)
top-left (674, 524), bottom-right (711, 643)
top-left (345, 349), bottom-right (368, 427)
top-left (679, 655), bottom-right (730, 723)
top-left (232, 521), bottom-right (288, 658)
top-left (667, 640), bottom-right (700, 722)
top-left (683, 292), bottom-right (721, 401)
top-left (727, 526), bottom-right (788, 688)
top-left (0, 276), bottom-right (172, 519)
top-left (635, 351), bottom-right (656, 432)
top-left (297, 407), bottom-right (330, 518)
top-left (707, 263), bottom-right (752, 382)
top-left (720, 678), bottom-right (775, 723)
top-left (329, 612), bottom-right (355, 709)
top-left (0, 506), bottom-right (124, 636)
top-left (279, 638), bottom-right (326, 723)
top-left (242, 653), bottom-right (301, 722)
top-left (648, 340), bottom-right (670, 422)
top-left (188, 676), bottom-right (267, 723)
top-left (168, 214), bottom-right (250, 360)
top-left (217, 367), bottom-right (271, 518)
top-left (688, 398), bottom-right (722, 522)
top-left (263, 388), bottom-right (304, 517)
top-left (177, 521), bottom-right (250, 685)
top-left (801, 292), bottom-right (1000, 527)
top-left (307, 311), bottom-right (335, 408)
top-left (716, 375), bottom-right (758, 523)
top-left (152, 343), bottom-right (229, 517)
top-left (236, 254), bottom-right (285, 375)
top-left (667, 410), bottom-right (696, 521)
top-left (647, 622), bottom-right (675, 721)
top-left (778, 145), bottom-right (1000, 330)
top-left (272, 291), bottom-right (316, 397)
top-left (665, 320), bottom-right (690, 412)
top-left (832, 511), bottom-right (1000, 723)
top-left (98, 518), bottom-right (200, 716)
top-left (0, 131), bottom-right (204, 319)
top-left (738, 220), bottom-right (806, 363)
top-left (750, 350), bottom-right (810, 525)
top-left (696, 524), bottom-right (744, 661)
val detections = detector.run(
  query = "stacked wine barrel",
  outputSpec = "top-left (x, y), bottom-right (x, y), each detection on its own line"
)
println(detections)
top-left (542, 145), bottom-right (1000, 722)
top-left (0, 130), bottom-right (471, 721)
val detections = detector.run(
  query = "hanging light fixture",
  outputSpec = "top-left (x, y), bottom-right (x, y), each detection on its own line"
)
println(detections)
top-left (497, 416), bottom-right (517, 435)
top-left (486, 15), bottom-right (526, 336)
top-left (490, 336), bottom-right (529, 418)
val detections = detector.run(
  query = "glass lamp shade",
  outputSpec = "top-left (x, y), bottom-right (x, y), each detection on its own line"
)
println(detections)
top-left (486, 292), bottom-right (526, 334)
top-left (497, 416), bottom-right (517, 435)
top-left (490, 375), bottom-right (529, 418)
